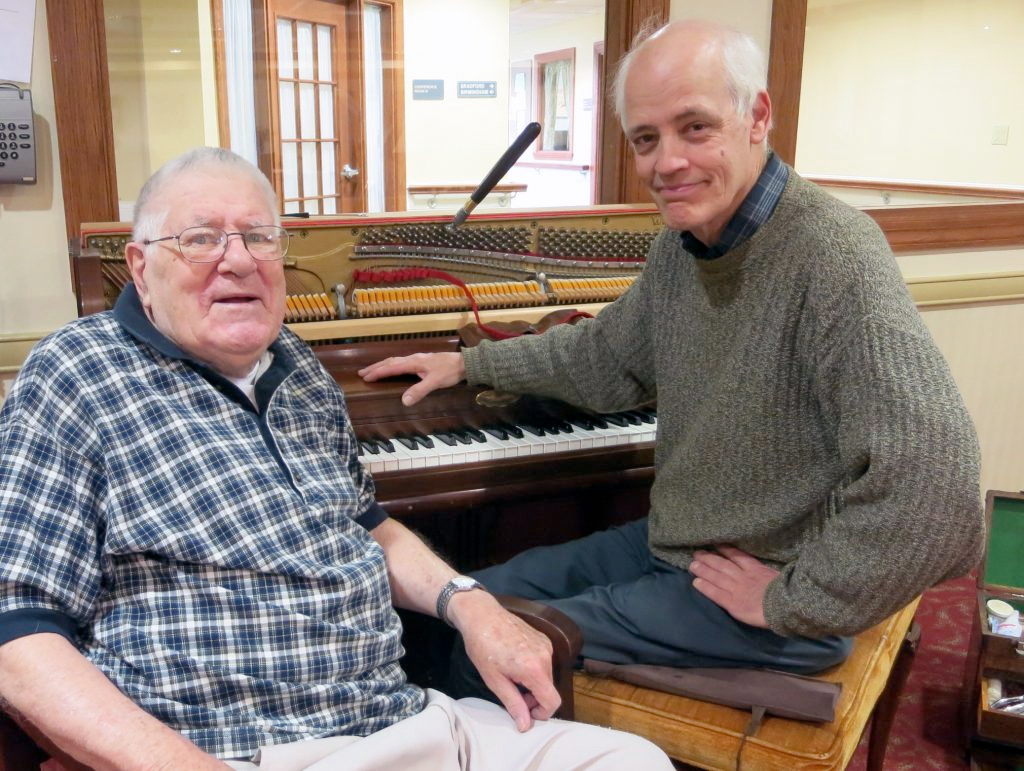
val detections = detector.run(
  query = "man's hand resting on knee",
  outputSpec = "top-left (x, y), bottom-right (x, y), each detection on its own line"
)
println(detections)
top-left (688, 545), bottom-right (780, 628)
top-left (446, 590), bottom-right (560, 732)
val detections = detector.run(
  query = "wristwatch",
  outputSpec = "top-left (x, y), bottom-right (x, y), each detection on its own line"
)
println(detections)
top-left (436, 575), bottom-right (486, 626)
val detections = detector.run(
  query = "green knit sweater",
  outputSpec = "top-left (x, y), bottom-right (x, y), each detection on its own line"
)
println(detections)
top-left (463, 170), bottom-right (984, 638)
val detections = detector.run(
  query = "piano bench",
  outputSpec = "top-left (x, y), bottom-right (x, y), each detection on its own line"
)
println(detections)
top-left (572, 598), bottom-right (921, 771)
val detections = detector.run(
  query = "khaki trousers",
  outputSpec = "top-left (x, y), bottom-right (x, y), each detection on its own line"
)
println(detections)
top-left (226, 689), bottom-right (671, 771)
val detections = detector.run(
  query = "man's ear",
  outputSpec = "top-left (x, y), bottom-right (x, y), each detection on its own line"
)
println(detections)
top-left (124, 242), bottom-right (150, 305)
top-left (749, 91), bottom-right (772, 145)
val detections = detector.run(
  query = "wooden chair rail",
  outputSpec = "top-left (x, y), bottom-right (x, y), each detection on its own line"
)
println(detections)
top-left (406, 183), bottom-right (527, 208)
top-left (807, 176), bottom-right (1024, 201)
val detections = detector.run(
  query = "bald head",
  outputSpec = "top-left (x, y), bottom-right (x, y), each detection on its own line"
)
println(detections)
top-left (612, 20), bottom-right (769, 131)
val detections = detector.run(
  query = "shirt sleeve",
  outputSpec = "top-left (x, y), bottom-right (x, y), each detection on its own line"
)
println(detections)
top-left (0, 415), bottom-right (106, 644)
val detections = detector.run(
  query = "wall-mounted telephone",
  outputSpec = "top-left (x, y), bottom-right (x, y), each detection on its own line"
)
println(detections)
top-left (0, 84), bottom-right (37, 185)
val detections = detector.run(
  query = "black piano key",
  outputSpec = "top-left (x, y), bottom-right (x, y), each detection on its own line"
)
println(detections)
top-left (630, 409), bottom-right (656, 424)
top-left (449, 429), bottom-right (473, 445)
top-left (567, 415), bottom-right (597, 430)
top-left (375, 437), bottom-right (395, 453)
top-left (588, 414), bottom-right (609, 429)
top-left (360, 440), bottom-right (381, 455)
top-left (434, 432), bottom-right (458, 447)
top-left (413, 433), bottom-right (434, 449)
top-left (619, 411), bottom-right (642, 425)
top-left (518, 423), bottom-right (546, 437)
top-left (395, 435), bottom-right (419, 450)
top-left (464, 427), bottom-right (487, 443)
top-left (482, 425), bottom-right (509, 441)
top-left (603, 414), bottom-right (628, 427)
top-left (500, 423), bottom-right (524, 439)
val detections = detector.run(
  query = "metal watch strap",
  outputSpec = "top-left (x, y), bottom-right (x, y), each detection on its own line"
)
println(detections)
top-left (436, 576), bottom-right (484, 626)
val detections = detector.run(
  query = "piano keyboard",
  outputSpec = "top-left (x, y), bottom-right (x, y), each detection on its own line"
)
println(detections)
top-left (358, 408), bottom-right (657, 474)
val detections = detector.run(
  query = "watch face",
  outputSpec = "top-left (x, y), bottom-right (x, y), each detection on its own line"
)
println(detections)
top-left (452, 576), bottom-right (478, 590)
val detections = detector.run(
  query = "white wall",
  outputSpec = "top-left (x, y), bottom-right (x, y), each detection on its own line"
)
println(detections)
top-left (669, 0), bottom-right (773, 55)
top-left (0, 4), bottom-right (77, 340)
top-left (797, 0), bottom-right (1024, 187)
top-left (402, 0), bottom-right (512, 209)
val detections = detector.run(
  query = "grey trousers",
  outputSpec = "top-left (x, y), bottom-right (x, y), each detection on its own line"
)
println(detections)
top-left (471, 518), bottom-right (851, 673)
top-left (225, 689), bottom-right (672, 770)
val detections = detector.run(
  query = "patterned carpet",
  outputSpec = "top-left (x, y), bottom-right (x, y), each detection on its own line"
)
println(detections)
top-left (847, 573), bottom-right (976, 770)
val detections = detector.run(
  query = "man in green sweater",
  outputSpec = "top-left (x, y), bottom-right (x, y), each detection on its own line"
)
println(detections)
top-left (360, 20), bottom-right (983, 680)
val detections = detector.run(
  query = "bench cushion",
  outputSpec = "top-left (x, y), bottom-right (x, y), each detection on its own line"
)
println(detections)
top-left (573, 598), bottom-right (920, 770)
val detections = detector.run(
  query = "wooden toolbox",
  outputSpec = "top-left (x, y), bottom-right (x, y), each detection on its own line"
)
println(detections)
top-left (966, 490), bottom-right (1024, 751)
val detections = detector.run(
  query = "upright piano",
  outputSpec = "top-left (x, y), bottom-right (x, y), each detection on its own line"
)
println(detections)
top-left (75, 205), bottom-right (664, 570)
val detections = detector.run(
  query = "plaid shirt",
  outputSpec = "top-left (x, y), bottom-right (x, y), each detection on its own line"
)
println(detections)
top-left (0, 284), bottom-right (424, 759)
top-left (681, 151), bottom-right (789, 259)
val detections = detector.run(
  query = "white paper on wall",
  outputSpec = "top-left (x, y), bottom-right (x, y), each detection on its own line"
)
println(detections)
top-left (0, 0), bottom-right (37, 84)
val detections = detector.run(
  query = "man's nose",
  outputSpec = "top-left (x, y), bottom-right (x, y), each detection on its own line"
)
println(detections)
top-left (218, 233), bottom-right (258, 273)
top-left (654, 136), bottom-right (690, 174)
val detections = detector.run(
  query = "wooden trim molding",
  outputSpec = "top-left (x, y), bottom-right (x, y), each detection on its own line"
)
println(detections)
top-left (597, 0), bottom-right (668, 205)
top-left (45, 0), bottom-right (119, 242)
top-left (865, 201), bottom-right (1024, 253)
top-left (373, 0), bottom-right (407, 212)
top-left (515, 162), bottom-right (590, 172)
top-left (806, 176), bottom-right (1024, 201)
top-left (211, 0), bottom-right (231, 151)
top-left (766, 0), bottom-right (806, 166)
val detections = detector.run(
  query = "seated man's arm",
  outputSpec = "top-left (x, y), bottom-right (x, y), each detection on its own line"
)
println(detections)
top-left (0, 633), bottom-right (229, 771)
top-left (370, 518), bottom-right (558, 731)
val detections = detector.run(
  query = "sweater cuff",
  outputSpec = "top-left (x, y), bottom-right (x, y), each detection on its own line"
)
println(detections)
top-left (461, 345), bottom-right (489, 386)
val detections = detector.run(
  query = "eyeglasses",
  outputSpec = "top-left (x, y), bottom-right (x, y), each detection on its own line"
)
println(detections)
top-left (143, 225), bottom-right (290, 263)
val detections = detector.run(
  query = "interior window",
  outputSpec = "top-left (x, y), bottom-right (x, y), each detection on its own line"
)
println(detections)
top-left (534, 48), bottom-right (575, 158)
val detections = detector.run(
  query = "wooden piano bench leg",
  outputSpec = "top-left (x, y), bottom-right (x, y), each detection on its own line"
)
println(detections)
top-left (866, 619), bottom-right (922, 771)
top-left (497, 595), bottom-right (584, 721)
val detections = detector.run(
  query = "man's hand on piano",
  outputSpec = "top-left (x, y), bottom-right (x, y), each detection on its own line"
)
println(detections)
top-left (445, 590), bottom-right (561, 731)
top-left (358, 352), bottom-right (467, 406)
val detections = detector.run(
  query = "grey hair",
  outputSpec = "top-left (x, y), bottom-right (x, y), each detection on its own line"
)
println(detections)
top-left (611, 20), bottom-right (770, 130)
top-left (132, 147), bottom-right (280, 242)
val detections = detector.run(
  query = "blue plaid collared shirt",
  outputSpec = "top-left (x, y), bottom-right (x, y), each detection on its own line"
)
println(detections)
top-left (0, 285), bottom-right (424, 759)
top-left (681, 151), bottom-right (789, 259)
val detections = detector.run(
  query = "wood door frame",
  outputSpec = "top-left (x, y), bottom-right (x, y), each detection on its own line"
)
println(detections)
top-left (590, 40), bottom-right (604, 204)
top-left (532, 47), bottom-right (576, 161)
top-left (261, 0), bottom-right (365, 213)
top-left (44, 0), bottom-right (119, 242)
top-left (370, 0), bottom-right (406, 212)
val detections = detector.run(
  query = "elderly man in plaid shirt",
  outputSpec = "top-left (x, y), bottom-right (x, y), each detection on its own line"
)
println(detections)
top-left (0, 147), bottom-right (671, 770)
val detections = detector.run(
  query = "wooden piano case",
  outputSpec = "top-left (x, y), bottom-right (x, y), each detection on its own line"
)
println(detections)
top-left (963, 490), bottom-right (1024, 763)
